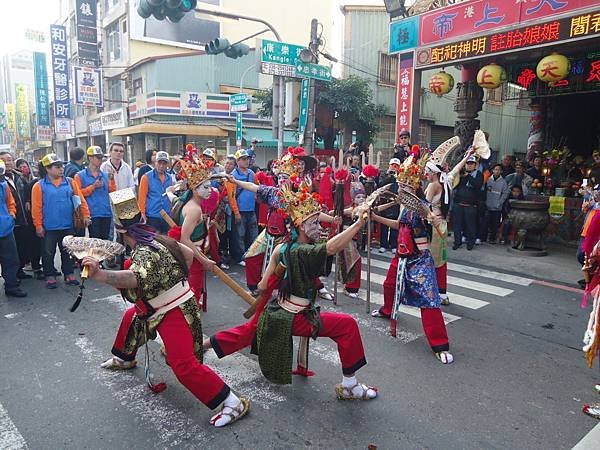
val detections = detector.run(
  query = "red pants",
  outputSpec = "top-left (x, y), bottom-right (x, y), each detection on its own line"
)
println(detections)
top-left (381, 255), bottom-right (449, 352)
top-left (189, 259), bottom-right (205, 305)
top-left (211, 311), bottom-right (367, 375)
top-left (111, 306), bottom-right (230, 409)
top-left (245, 253), bottom-right (264, 290)
top-left (435, 263), bottom-right (447, 295)
top-left (345, 256), bottom-right (361, 293)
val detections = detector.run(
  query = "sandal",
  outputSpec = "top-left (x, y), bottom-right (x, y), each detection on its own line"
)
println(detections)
top-left (440, 295), bottom-right (450, 306)
top-left (595, 385), bottom-right (600, 394)
top-left (100, 357), bottom-right (137, 370)
top-left (46, 279), bottom-right (57, 289)
top-left (435, 351), bottom-right (454, 364)
top-left (209, 397), bottom-right (250, 427)
top-left (335, 383), bottom-right (378, 401)
top-left (582, 403), bottom-right (600, 419)
top-left (371, 309), bottom-right (390, 318)
top-left (64, 275), bottom-right (80, 286)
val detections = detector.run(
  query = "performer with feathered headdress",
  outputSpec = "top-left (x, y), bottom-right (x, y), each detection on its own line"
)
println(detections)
top-left (203, 183), bottom-right (379, 400)
top-left (370, 148), bottom-right (454, 364)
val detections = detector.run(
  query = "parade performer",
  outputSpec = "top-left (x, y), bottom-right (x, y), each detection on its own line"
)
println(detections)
top-left (370, 152), bottom-right (454, 364)
top-left (87, 188), bottom-right (249, 428)
top-left (234, 148), bottom-right (334, 300)
top-left (579, 206), bottom-right (600, 419)
top-left (204, 184), bottom-right (378, 400)
top-left (424, 137), bottom-right (462, 306)
top-left (167, 157), bottom-right (220, 307)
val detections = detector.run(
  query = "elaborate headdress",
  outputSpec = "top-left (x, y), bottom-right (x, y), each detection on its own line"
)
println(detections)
top-left (272, 151), bottom-right (300, 178)
top-left (178, 158), bottom-right (214, 189)
top-left (395, 150), bottom-right (430, 190)
top-left (425, 137), bottom-right (461, 205)
top-left (110, 188), bottom-right (142, 228)
top-left (276, 184), bottom-right (323, 226)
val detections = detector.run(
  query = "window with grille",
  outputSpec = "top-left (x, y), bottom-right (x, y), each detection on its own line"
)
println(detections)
top-left (486, 85), bottom-right (503, 104)
top-left (132, 78), bottom-right (143, 96)
top-left (378, 52), bottom-right (398, 86)
top-left (106, 21), bottom-right (121, 62)
top-left (107, 77), bottom-right (122, 106)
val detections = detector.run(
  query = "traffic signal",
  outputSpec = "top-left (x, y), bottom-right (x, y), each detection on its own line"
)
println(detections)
top-left (205, 38), bottom-right (250, 59)
top-left (137, 0), bottom-right (197, 23)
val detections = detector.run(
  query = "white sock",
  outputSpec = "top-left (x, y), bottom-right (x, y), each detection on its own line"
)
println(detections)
top-left (342, 375), bottom-right (357, 388)
top-left (211, 392), bottom-right (242, 427)
top-left (223, 391), bottom-right (240, 408)
top-left (319, 287), bottom-right (328, 293)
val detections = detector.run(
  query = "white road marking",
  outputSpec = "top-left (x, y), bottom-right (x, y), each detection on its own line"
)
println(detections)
top-left (445, 292), bottom-right (489, 309)
top-left (354, 290), bottom-right (460, 325)
top-left (573, 420), bottom-right (600, 449)
top-left (0, 402), bottom-right (28, 450)
top-left (365, 257), bottom-right (532, 287)
top-left (447, 262), bottom-right (533, 286)
top-left (3, 313), bottom-right (22, 319)
top-left (447, 276), bottom-right (513, 297)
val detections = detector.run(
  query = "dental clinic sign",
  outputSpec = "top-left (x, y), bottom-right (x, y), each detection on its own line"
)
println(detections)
top-left (50, 25), bottom-right (71, 120)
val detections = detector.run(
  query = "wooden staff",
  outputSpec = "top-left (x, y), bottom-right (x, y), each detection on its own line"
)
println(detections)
top-left (160, 210), bottom-right (255, 308)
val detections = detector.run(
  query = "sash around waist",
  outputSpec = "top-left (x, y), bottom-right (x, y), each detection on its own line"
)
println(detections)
top-left (148, 281), bottom-right (194, 320)
top-left (278, 295), bottom-right (311, 314)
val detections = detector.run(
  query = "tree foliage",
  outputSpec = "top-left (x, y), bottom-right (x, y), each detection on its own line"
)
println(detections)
top-left (253, 88), bottom-right (273, 118)
top-left (316, 75), bottom-right (387, 146)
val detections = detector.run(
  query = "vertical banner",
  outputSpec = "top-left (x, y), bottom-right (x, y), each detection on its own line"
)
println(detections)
top-left (298, 78), bottom-right (310, 143)
top-left (76, 0), bottom-right (98, 66)
top-left (50, 25), bottom-right (71, 120)
top-left (395, 52), bottom-right (414, 143)
top-left (33, 52), bottom-right (50, 126)
top-left (15, 84), bottom-right (31, 139)
top-left (236, 113), bottom-right (243, 147)
top-left (5, 104), bottom-right (16, 132)
top-left (74, 66), bottom-right (103, 107)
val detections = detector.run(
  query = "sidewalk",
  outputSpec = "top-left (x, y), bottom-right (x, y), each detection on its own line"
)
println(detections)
top-left (447, 240), bottom-right (582, 287)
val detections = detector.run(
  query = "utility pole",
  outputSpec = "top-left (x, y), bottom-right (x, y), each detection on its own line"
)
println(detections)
top-left (303, 18), bottom-right (319, 155)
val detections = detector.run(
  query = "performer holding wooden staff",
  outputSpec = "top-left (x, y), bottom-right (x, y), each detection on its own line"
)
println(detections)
top-left (84, 188), bottom-right (250, 427)
top-left (370, 151), bottom-right (454, 364)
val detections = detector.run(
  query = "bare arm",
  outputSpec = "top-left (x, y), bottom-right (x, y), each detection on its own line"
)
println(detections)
top-left (180, 204), bottom-right (214, 269)
top-left (94, 269), bottom-right (138, 289)
top-left (425, 181), bottom-right (442, 203)
top-left (257, 244), bottom-right (281, 291)
top-left (318, 212), bottom-right (335, 223)
top-left (326, 205), bottom-right (368, 255)
top-left (447, 149), bottom-right (475, 184)
top-left (371, 213), bottom-right (399, 230)
top-left (224, 174), bottom-right (259, 193)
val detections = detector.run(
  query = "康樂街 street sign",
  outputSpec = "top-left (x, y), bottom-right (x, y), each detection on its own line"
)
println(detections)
top-left (257, 39), bottom-right (331, 81)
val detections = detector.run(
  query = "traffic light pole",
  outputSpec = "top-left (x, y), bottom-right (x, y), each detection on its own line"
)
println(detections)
top-left (303, 19), bottom-right (319, 155)
top-left (194, 6), bottom-right (285, 155)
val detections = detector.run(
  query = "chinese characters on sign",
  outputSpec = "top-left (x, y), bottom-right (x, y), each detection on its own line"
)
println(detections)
top-left (389, 16), bottom-right (419, 54)
top-left (76, 0), bottom-right (98, 66)
top-left (5, 104), bottom-right (16, 132)
top-left (33, 52), bottom-right (50, 127)
top-left (395, 53), bottom-right (414, 143)
top-left (15, 84), bottom-right (31, 139)
top-left (74, 66), bottom-right (103, 107)
top-left (419, 0), bottom-right (598, 46)
top-left (50, 25), bottom-right (71, 120)
top-left (298, 78), bottom-right (310, 139)
top-left (259, 39), bottom-right (331, 81)
top-left (417, 10), bottom-right (600, 67)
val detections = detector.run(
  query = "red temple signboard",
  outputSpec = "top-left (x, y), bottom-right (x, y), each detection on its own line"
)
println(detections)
top-left (395, 53), bottom-right (414, 144)
top-left (419, 0), bottom-right (599, 46)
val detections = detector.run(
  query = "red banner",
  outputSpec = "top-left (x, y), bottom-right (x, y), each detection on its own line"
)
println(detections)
top-left (395, 53), bottom-right (414, 144)
top-left (419, 0), bottom-right (599, 46)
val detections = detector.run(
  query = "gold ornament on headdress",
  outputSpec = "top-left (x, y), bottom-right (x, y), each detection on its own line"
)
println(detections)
top-left (395, 153), bottom-right (430, 190)
top-left (179, 158), bottom-right (213, 189)
top-left (109, 188), bottom-right (141, 227)
top-left (272, 152), bottom-right (300, 177)
top-left (277, 184), bottom-right (323, 226)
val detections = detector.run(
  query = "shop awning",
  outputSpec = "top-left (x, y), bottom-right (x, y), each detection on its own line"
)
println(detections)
top-left (112, 123), bottom-right (230, 137)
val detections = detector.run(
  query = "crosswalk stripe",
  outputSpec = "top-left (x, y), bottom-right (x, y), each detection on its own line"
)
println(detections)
top-left (355, 290), bottom-right (461, 325)
top-left (366, 257), bottom-right (532, 287)
top-left (445, 292), bottom-right (489, 309)
top-left (0, 401), bottom-right (28, 450)
top-left (447, 275), bottom-right (513, 297)
top-left (447, 262), bottom-right (533, 286)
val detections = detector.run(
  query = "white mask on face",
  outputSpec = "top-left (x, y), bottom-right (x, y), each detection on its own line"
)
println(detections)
top-left (195, 180), bottom-right (212, 199)
top-left (302, 217), bottom-right (322, 242)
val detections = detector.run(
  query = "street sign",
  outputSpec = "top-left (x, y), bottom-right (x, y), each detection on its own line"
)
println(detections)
top-left (230, 93), bottom-right (248, 112)
top-left (260, 39), bottom-right (305, 66)
top-left (236, 112), bottom-right (243, 147)
top-left (295, 61), bottom-right (332, 82)
top-left (298, 78), bottom-right (310, 141)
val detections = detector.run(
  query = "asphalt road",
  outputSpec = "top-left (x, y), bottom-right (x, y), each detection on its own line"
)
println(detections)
top-left (1, 252), bottom-right (599, 450)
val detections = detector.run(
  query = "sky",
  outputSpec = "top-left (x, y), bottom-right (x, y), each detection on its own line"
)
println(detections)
top-left (0, 0), bottom-right (61, 55)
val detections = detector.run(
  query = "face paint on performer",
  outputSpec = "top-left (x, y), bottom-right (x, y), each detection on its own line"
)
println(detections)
top-left (354, 193), bottom-right (366, 206)
top-left (302, 215), bottom-right (323, 242)
top-left (277, 173), bottom-right (292, 187)
top-left (195, 180), bottom-right (212, 199)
